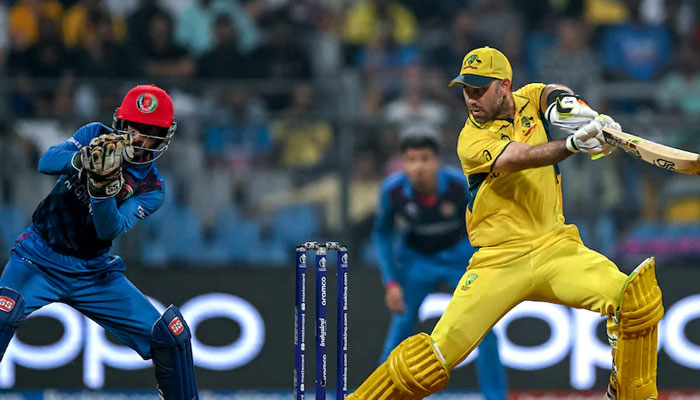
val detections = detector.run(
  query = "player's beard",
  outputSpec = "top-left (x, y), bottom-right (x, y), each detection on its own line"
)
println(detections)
top-left (473, 94), bottom-right (505, 123)
top-left (130, 148), bottom-right (153, 164)
top-left (491, 94), bottom-right (508, 121)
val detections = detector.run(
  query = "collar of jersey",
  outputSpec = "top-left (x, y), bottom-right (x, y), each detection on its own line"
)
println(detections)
top-left (125, 162), bottom-right (155, 180)
top-left (401, 168), bottom-right (448, 198)
top-left (468, 92), bottom-right (531, 131)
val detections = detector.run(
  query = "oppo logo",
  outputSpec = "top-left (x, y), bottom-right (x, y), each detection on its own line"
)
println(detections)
top-left (419, 294), bottom-right (700, 389)
top-left (0, 293), bottom-right (264, 388)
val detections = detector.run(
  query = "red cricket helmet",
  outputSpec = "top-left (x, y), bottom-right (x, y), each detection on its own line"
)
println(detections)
top-left (112, 84), bottom-right (177, 164)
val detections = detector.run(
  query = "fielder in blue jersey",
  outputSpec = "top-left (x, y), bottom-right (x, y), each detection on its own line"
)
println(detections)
top-left (0, 85), bottom-right (198, 399)
top-left (374, 131), bottom-right (506, 400)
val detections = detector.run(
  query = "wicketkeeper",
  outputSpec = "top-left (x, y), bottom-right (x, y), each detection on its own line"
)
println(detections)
top-left (0, 85), bottom-right (198, 399)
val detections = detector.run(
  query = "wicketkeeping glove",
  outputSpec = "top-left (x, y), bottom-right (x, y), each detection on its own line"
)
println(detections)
top-left (72, 133), bottom-right (133, 199)
top-left (545, 93), bottom-right (599, 133)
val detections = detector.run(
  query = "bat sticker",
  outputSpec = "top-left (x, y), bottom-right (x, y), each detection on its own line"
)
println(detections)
top-left (654, 159), bottom-right (676, 170)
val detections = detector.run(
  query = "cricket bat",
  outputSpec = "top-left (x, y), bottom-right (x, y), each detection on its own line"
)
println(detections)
top-left (601, 127), bottom-right (700, 175)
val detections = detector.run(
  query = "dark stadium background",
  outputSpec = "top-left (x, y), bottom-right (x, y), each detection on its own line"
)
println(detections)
top-left (0, 0), bottom-right (699, 398)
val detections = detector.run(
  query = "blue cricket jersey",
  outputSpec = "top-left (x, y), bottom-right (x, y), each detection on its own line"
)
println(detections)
top-left (373, 166), bottom-right (472, 285)
top-left (14, 122), bottom-right (165, 273)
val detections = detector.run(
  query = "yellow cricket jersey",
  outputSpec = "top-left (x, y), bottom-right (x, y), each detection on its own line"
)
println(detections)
top-left (457, 83), bottom-right (565, 247)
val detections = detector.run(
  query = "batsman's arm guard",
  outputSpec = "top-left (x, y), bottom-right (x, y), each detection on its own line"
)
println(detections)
top-left (608, 257), bottom-right (663, 400)
top-left (0, 287), bottom-right (25, 361)
top-left (151, 305), bottom-right (199, 400)
top-left (347, 333), bottom-right (449, 400)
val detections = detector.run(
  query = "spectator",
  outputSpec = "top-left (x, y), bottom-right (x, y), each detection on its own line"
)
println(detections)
top-left (62, 0), bottom-right (126, 50)
top-left (343, 0), bottom-right (417, 46)
top-left (428, 10), bottom-right (489, 81)
top-left (72, 11), bottom-right (133, 78)
top-left (400, 0), bottom-right (471, 26)
top-left (584, 0), bottom-right (629, 26)
top-left (657, 40), bottom-right (700, 147)
top-left (103, 0), bottom-right (139, 18)
top-left (197, 15), bottom-right (251, 79)
top-left (271, 84), bottom-right (333, 170)
top-left (250, 12), bottom-right (312, 109)
top-left (139, 12), bottom-right (195, 79)
top-left (125, 0), bottom-right (168, 48)
top-left (203, 89), bottom-right (271, 170)
top-left (381, 66), bottom-right (449, 134)
top-left (8, 0), bottom-right (63, 49)
top-left (256, 149), bottom-right (382, 235)
top-left (355, 26), bottom-right (419, 96)
top-left (671, 0), bottom-right (698, 40)
top-left (0, 4), bottom-right (8, 63)
top-left (658, 41), bottom-right (700, 117)
top-left (174, 0), bottom-right (260, 56)
top-left (602, 2), bottom-right (672, 82)
top-left (469, 0), bottom-right (523, 64)
top-left (363, 85), bottom-right (386, 117)
top-left (252, 12), bottom-right (312, 82)
top-left (6, 12), bottom-right (73, 117)
top-left (536, 18), bottom-right (600, 95)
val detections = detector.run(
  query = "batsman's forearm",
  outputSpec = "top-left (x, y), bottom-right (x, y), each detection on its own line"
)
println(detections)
top-left (519, 139), bottom-right (572, 169)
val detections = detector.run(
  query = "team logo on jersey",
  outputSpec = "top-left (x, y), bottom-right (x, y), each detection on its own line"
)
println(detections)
top-left (136, 93), bottom-right (158, 114)
top-left (0, 296), bottom-right (15, 312)
top-left (460, 273), bottom-right (478, 291)
top-left (441, 201), bottom-right (455, 217)
top-left (521, 115), bottom-right (537, 136)
top-left (136, 205), bottom-right (146, 219)
top-left (169, 317), bottom-right (184, 335)
top-left (463, 54), bottom-right (482, 70)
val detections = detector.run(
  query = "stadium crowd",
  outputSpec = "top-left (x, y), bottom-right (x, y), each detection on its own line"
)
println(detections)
top-left (0, 0), bottom-right (699, 269)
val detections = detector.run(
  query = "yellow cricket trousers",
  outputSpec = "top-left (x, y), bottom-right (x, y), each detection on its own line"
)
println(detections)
top-left (431, 223), bottom-right (628, 368)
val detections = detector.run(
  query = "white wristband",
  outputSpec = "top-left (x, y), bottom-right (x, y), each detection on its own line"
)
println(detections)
top-left (566, 135), bottom-right (580, 153)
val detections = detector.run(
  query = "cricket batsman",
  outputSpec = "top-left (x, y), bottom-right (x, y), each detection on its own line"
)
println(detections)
top-left (374, 129), bottom-right (506, 400)
top-left (347, 47), bottom-right (663, 400)
top-left (0, 85), bottom-right (199, 399)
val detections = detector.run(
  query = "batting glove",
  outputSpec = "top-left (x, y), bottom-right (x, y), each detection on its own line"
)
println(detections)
top-left (566, 119), bottom-right (604, 155)
top-left (591, 114), bottom-right (620, 158)
top-left (546, 93), bottom-right (599, 133)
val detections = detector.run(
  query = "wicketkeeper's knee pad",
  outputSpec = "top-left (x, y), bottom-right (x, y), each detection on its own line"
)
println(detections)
top-left (609, 257), bottom-right (663, 400)
top-left (347, 333), bottom-right (449, 400)
top-left (0, 287), bottom-right (25, 361)
top-left (150, 305), bottom-right (198, 400)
